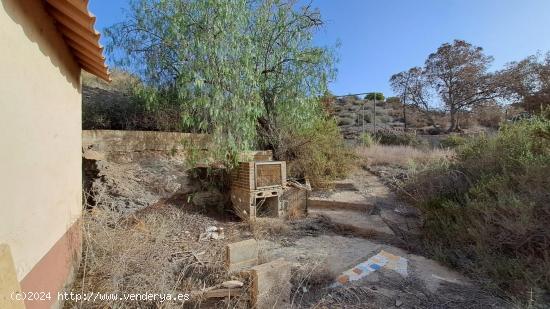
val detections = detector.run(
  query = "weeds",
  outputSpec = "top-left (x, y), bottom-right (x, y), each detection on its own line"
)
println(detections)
top-left (360, 132), bottom-right (378, 147)
top-left (373, 128), bottom-right (424, 146)
top-left (280, 118), bottom-right (356, 188)
top-left (248, 217), bottom-right (290, 240)
top-left (357, 144), bottom-right (453, 168)
top-left (403, 118), bottom-right (550, 298)
top-left (439, 134), bottom-right (467, 148)
top-left (66, 203), bottom-right (231, 308)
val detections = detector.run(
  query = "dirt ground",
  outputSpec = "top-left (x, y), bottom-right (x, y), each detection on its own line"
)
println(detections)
top-left (267, 168), bottom-right (510, 308)
top-left (78, 152), bottom-right (511, 308)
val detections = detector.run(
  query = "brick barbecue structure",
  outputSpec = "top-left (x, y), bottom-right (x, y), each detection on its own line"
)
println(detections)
top-left (230, 151), bottom-right (287, 220)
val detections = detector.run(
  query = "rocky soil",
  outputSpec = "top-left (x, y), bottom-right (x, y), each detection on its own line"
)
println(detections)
top-left (330, 96), bottom-right (405, 140)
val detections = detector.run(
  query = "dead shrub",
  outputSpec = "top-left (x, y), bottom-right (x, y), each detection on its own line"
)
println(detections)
top-left (473, 102), bottom-right (505, 128)
top-left (402, 167), bottom-right (471, 204)
top-left (357, 144), bottom-right (453, 168)
top-left (287, 205), bottom-right (306, 220)
top-left (248, 217), bottom-right (290, 240)
top-left (290, 259), bottom-right (335, 307)
top-left (67, 205), bottom-right (230, 308)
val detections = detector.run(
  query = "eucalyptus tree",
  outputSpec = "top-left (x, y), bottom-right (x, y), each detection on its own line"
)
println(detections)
top-left (105, 0), bottom-right (335, 165)
top-left (424, 40), bottom-right (504, 131)
top-left (390, 67), bottom-right (433, 127)
top-left (390, 69), bottom-right (414, 128)
top-left (501, 53), bottom-right (550, 114)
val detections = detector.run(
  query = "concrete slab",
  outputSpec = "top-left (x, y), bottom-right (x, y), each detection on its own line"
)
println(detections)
top-left (262, 235), bottom-right (384, 275)
top-left (310, 209), bottom-right (395, 237)
top-left (307, 197), bottom-right (374, 212)
top-left (262, 235), bottom-right (470, 295)
top-left (225, 239), bottom-right (258, 272)
top-left (333, 250), bottom-right (408, 286)
top-left (407, 254), bottom-right (470, 293)
top-left (249, 259), bottom-right (291, 309)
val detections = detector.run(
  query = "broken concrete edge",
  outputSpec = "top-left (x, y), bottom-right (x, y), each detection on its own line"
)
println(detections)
top-left (203, 288), bottom-right (243, 299)
top-left (82, 149), bottom-right (105, 161)
top-left (249, 258), bottom-right (292, 309)
top-left (307, 198), bottom-right (375, 212)
top-left (189, 283), bottom-right (247, 300)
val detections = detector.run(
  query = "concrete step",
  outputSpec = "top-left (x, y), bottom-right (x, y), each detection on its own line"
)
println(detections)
top-left (309, 208), bottom-right (394, 238)
top-left (307, 197), bottom-right (375, 212)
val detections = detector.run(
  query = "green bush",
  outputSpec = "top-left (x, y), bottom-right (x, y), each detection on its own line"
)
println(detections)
top-left (364, 92), bottom-right (385, 101)
top-left (279, 118), bottom-right (356, 188)
top-left (403, 118), bottom-right (550, 298)
top-left (360, 132), bottom-right (378, 147)
top-left (374, 129), bottom-right (422, 146)
top-left (439, 134), bottom-right (467, 148)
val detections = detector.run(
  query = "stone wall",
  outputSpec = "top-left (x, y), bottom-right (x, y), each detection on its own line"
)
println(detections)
top-left (82, 130), bottom-right (209, 161)
top-left (82, 130), bottom-right (213, 213)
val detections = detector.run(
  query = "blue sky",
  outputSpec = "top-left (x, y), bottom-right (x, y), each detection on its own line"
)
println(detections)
top-left (89, 0), bottom-right (550, 97)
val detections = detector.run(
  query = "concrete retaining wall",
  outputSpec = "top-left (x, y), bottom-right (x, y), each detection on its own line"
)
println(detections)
top-left (82, 130), bottom-right (209, 154)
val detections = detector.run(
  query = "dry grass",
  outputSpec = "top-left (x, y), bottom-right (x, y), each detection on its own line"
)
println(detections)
top-left (66, 204), bottom-right (246, 308)
top-left (290, 259), bottom-right (335, 308)
top-left (357, 144), bottom-right (453, 168)
top-left (248, 217), bottom-right (290, 240)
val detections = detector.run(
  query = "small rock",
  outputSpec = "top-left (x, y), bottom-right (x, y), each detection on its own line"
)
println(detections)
top-left (395, 299), bottom-right (403, 307)
top-left (302, 286), bottom-right (308, 293)
top-left (221, 280), bottom-right (244, 289)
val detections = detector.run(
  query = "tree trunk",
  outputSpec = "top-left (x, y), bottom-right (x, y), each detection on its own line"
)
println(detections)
top-left (449, 105), bottom-right (458, 132)
top-left (403, 104), bottom-right (407, 130)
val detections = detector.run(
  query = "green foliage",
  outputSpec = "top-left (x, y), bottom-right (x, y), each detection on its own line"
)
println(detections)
top-left (280, 117), bottom-right (356, 187)
top-left (439, 134), bottom-right (467, 148)
top-left (364, 92), bottom-right (385, 101)
top-left (360, 132), bottom-right (377, 147)
top-left (373, 129), bottom-right (422, 146)
top-left (105, 0), bottom-right (335, 167)
top-left (404, 118), bottom-right (550, 296)
top-left (82, 70), bottom-right (185, 132)
top-left (385, 96), bottom-right (400, 104)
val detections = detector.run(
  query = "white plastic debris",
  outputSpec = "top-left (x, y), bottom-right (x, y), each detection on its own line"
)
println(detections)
top-left (199, 226), bottom-right (225, 241)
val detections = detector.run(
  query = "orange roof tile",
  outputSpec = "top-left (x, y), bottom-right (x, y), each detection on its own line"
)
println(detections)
top-left (44, 0), bottom-right (110, 81)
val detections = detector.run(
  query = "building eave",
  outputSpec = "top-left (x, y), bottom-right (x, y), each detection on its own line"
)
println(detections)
top-left (44, 0), bottom-right (110, 82)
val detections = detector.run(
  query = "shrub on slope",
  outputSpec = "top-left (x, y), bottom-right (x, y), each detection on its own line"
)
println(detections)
top-left (404, 118), bottom-right (550, 297)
